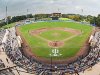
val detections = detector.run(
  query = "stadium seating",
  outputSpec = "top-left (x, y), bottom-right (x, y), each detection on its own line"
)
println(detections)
top-left (0, 27), bottom-right (100, 75)
top-left (0, 30), bottom-right (6, 45)
top-left (0, 59), bottom-right (5, 69)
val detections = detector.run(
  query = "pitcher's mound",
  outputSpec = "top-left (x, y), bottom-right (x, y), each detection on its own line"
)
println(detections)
top-left (48, 41), bottom-right (64, 48)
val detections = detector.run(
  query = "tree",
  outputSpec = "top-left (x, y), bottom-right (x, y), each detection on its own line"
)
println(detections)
top-left (96, 14), bottom-right (100, 27)
top-left (90, 14), bottom-right (100, 27)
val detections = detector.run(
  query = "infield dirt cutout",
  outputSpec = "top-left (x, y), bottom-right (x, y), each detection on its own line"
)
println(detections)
top-left (30, 27), bottom-right (82, 48)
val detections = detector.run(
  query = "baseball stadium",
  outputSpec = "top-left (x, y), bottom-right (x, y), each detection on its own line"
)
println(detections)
top-left (17, 21), bottom-right (93, 64)
top-left (0, 0), bottom-right (100, 75)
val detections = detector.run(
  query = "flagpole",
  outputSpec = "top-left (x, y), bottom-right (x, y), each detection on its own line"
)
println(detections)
top-left (81, 9), bottom-right (84, 23)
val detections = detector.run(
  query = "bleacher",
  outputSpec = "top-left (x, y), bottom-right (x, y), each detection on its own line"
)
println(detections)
top-left (0, 59), bottom-right (5, 70)
top-left (0, 30), bottom-right (6, 45)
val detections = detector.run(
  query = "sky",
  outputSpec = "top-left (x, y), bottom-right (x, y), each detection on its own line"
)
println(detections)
top-left (0, 0), bottom-right (100, 19)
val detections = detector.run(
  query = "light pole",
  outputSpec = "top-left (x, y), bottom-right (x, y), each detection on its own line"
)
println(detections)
top-left (27, 9), bottom-right (29, 18)
top-left (6, 6), bottom-right (8, 25)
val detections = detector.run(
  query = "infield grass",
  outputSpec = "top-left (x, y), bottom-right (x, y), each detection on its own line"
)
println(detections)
top-left (39, 30), bottom-right (73, 41)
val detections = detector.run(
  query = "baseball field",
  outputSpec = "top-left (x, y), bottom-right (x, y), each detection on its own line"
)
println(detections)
top-left (18, 21), bottom-right (93, 61)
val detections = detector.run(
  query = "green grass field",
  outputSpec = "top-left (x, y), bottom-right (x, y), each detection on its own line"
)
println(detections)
top-left (19, 21), bottom-right (93, 60)
top-left (39, 30), bottom-right (73, 41)
top-left (59, 18), bottom-right (71, 21)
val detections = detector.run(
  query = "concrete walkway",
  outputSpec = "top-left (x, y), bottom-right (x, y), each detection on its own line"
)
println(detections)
top-left (0, 45), bottom-right (35, 75)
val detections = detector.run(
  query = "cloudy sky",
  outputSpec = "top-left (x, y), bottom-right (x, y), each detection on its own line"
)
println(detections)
top-left (0, 0), bottom-right (100, 19)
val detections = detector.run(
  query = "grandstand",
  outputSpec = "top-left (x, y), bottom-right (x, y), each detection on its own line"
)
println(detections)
top-left (0, 30), bottom-right (6, 45)
top-left (51, 13), bottom-right (62, 20)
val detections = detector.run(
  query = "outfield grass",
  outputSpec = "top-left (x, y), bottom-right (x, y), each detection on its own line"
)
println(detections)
top-left (59, 18), bottom-right (71, 21)
top-left (19, 22), bottom-right (93, 59)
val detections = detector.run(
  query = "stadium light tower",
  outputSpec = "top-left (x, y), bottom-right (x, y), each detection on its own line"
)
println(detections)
top-left (58, 8), bottom-right (60, 13)
top-left (27, 9), bottom-right (29, 18)
top-left (6, 6), bottom-right (8, 25)
top-left (81, 9), bottom-right (83, 15)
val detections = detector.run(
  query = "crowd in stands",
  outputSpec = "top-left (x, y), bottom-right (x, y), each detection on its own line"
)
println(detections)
top-left (0, 69), bottom-right (15, 75)
top-left (0, 59), bottom-right (5, 70)
top-left (4, 28), bottom-right (36, 73)
top-left (0, 30), bottom-right (6, 45)
top-left (0, 27), bottom-right (100, 75)
top-left (0, 53), bottom-right (15, 75)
